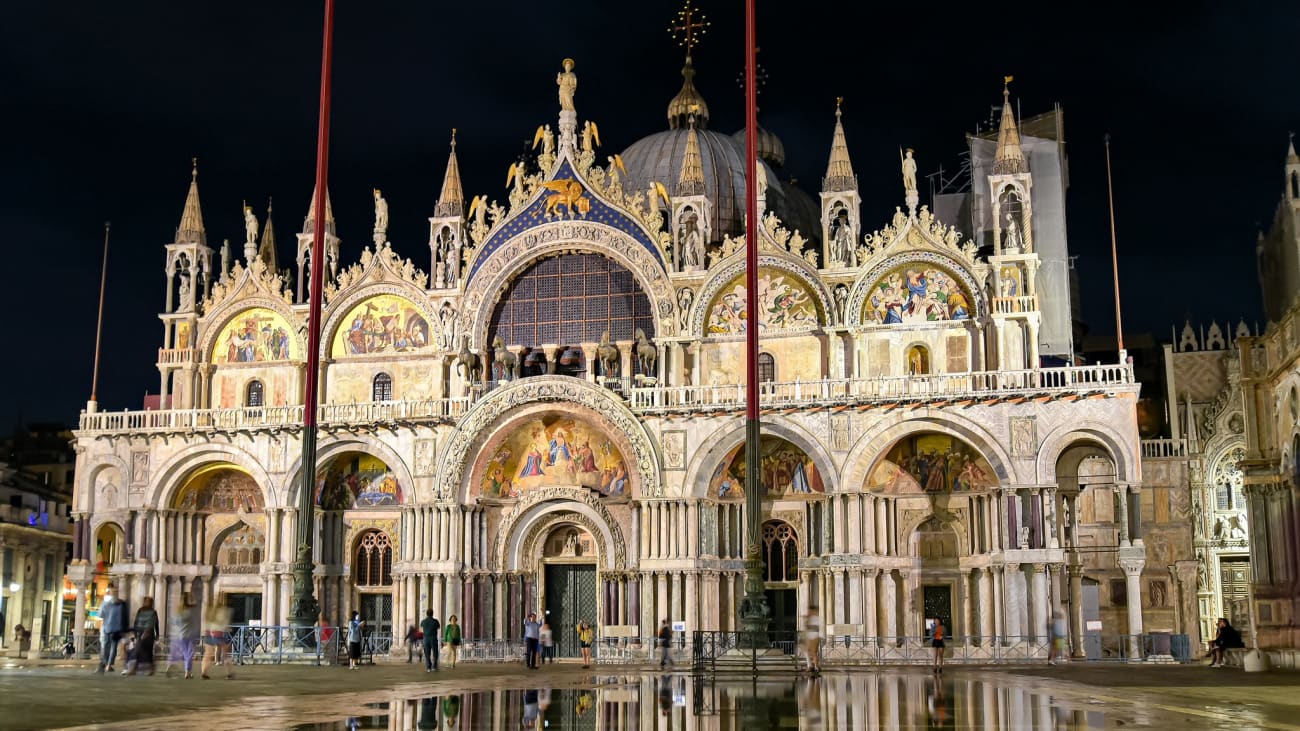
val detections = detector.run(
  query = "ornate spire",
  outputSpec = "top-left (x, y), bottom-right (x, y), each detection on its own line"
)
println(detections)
top-left (823, 98), bottom-right (856, 192)
top-left (257, 198), bottom-right (278, 272)
top-left (176, 158), bottom-right (206, 245)
top-left (303, 186), bottom-right (336, 236)
top-left (677, 116), bottom-right (706, 196)
top-left (993, 76), bottom-right (1028, 175)
top-left (435, 129), bottom-right (465, 218)
top-left (1287, 131), bottom-right (1298, 164)
top-left (666, 3), bottom-right (710, 130)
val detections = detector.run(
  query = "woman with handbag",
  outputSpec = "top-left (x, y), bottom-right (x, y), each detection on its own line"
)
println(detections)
top-left (124, 596), bottom-right (159, 676)
top-left (442, 615), bottom-right (462, 668)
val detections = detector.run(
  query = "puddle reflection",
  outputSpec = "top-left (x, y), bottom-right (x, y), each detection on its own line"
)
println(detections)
top-left (292, 673), bottom-right (1106, 730)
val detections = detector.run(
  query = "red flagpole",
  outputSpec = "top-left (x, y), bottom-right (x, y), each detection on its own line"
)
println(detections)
top-left (89, 222), bottom-right (110, 406)
top-left (292, 0), bottom-right (335, 629)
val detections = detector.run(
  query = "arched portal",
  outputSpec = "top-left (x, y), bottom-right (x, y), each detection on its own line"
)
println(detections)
top-left (537, 522), bottom-right (598, 659)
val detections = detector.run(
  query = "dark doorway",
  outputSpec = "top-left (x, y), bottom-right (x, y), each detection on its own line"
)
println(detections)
top-left (923, 585), bottom-right (952, 638)
top-left (226, 593), bottom-right (262, 625)
top-left (544, 564), bottom-right (597, 658)
top-left (765, 588), bottom-right (798, 643)
top-left (360, 593), bottom-right (393, 637)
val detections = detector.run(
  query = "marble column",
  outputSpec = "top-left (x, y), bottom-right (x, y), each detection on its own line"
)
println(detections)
top-left (1119, 553), bottom-right (1145, 659)
top-left (880, 570), bottom-right (897, 642)
top-left (863, 569), bottom-right (878, 642)
top-left (1030, 563), bottom-right (1048, 644)
top-left (1068, 564), bottom-right (1084, 657)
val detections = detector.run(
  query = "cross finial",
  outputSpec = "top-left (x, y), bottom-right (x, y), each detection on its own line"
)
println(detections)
top-left (669, 1), bottom-right (709, 56)
top-left (451, 128), bottom-right (457, 150)
top-left (835, 96), bottom-right (844, 119)
top-left (191, 157), bottom-right (198, 180)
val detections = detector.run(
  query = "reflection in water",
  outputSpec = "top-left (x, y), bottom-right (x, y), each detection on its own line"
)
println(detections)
top-left (291, 672), bottom-right (1106, 730)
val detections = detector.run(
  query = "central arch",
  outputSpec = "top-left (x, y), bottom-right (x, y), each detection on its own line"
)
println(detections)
top-left (494, 489), bottom-right (626, 572)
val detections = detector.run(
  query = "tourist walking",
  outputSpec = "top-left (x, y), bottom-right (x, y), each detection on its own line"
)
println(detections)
top-left (802, 605), bottom-right (822, 675)
top-left (539, 622), bottom-right (554, 664)
top-left (124, 596), bottom-right (160, 675)
top-left (346, 611), bottom-right (365, 670)
top-left (165, 593), bottom-right (199, 678)
top-left (931, 618), bottom-right (945, 673)
top-left (404, 623), bottom-right (419, 663)
top-left (96, 584), bottom-right (129, 673)
top-left (200, 594), bottom-right (234, 679)
top-left (523, 613), bottom-right (542, 669)
top-left (420, 610), bottom-right (441, 672)
top-left (575, 620), bottom-right (594, 668)
top-left (1048, 608), bottom-right (1069, 665)
top-left (443, 615), bottom-right (462, 668)
top-left (658, 619), bottom-right (673, 670)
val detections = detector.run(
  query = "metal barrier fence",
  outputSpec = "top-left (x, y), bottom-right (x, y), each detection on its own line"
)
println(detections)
top-left (692, 630), bottom-right (803, 674)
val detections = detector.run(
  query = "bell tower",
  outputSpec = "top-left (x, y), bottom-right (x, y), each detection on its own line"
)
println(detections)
top-left (820, 98), bottom-right (860, 268)
top-left (985, 78), bottom-right (1043, 369)
top-left (429, 130), bottom-right (467, 290)
top-left (159, 159), bottom-right (212, 409)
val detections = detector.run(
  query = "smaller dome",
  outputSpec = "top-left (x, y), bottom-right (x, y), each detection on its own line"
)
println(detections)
top-left (733, 125), bottom-right (786, 170)
top-left (667, 57), bottom-right (710, 130)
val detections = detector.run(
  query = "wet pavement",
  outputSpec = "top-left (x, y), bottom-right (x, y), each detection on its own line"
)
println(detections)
top-left (5, 658), bottom-right (1300, 730)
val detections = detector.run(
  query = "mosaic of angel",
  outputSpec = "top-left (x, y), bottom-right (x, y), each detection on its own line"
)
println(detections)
top-left (712, 437), bottom-right (824, 497)
top-left (479, 414), bottom-right (628, 499)
top-left (706, 270), bottom-right (818, 335)
top-left (867, 433), bottom-right (997, 494)
top-left (866, 265), bottom-right (971, 325)
top-left (316, 453), bottom-right (403, 509)
top-left (213, 308), bottom-right (295, 363)
top-left (334, 295), bottom-right (431, 356)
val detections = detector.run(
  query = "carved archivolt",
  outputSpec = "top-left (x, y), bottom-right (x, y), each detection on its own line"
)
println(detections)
top-left (459, 221), bottom-right (674, 345)
top-left (317, 281), bottom-right (442, 360)
top-left (519, 512), bottom-right (602, 567)
top-left (195, 292), bottom-right (305, 366)
top-left (846, 250), bottom-right (988, 327)
top-left (490, 487), bottom-right (627, 572)
top-left (433, 376), bottom-right (663, 500)
top-left (689, 253), bottom-right (834, 339)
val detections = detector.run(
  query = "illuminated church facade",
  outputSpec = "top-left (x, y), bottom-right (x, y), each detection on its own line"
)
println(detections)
top-left (68, 54), bottom-right (1183, 660)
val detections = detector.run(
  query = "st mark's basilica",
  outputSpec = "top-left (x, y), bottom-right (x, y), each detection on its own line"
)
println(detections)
top-left (69, 47), bottom-right (1197, 662)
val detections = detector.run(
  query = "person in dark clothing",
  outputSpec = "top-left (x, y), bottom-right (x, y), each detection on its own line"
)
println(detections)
top-left (1208, 617), bottom-right (1245, 667)
top-left (420, 610), bottom-right (441, 672)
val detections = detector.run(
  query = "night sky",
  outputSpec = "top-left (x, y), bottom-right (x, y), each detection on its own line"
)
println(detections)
top-left (4, 2), bottom-right (1298, 429)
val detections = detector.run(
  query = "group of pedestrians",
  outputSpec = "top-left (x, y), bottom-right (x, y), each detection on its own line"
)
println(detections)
top-left (406, 611), bottom-right (463, 672)
top-left (94, 585), bottom-right (234, 679)
top-left (521, 615), bottom-right (594, 668)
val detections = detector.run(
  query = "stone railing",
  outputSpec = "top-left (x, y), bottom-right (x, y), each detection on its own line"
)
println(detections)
top-left (0, 505), bottom-right (71, 536)
top-left (991, 295), bottom-right (1040, 315)
top-left (80, 363), bottom-right (1133, 436)
top-left (78, 397), bottom-right (471, 436)
top-left (1140, 438), bottom-right (1188, 459)
top-left (629, 363), bottom-right (1135, 411)
top-left (157, 347), bottom-right (198, 365)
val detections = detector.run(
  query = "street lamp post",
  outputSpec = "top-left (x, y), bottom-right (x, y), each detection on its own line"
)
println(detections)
top-left (737, 0), bottom-right (770, 640)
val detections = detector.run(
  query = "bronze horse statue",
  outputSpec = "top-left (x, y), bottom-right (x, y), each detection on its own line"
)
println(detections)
top-left (455, 335), bottom-right (483, 384)
top-left (491, 335), bottom-right (518, 381)
top-left (596, 331), bottom-right (620, 377)
top-left (634, 328), bottom-right (657, 376)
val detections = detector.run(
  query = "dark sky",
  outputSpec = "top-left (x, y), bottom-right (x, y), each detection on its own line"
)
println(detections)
top-left (4, 1), bottom-right (1298, 429)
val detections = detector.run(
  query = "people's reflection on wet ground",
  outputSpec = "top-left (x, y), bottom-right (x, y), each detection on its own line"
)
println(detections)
top-left (522, 688), bottom-right (539, 729)
top-left (658, 674), bottom-right (673, 717)
top-left (799, 675), bottom-right (822, 727)
top-left (927, 675), bottom-right (950, 728)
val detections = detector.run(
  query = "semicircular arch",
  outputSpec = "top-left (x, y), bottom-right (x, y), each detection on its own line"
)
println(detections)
top-left (460, 221), bottom-right (673, 346)
top-left (1035, 420), bottom-right (1138, 486)
top-left (682, 415), bottom-right (841, 499)
top-left (198, 298), bottom-right (304, 365)
top-left (846, 251), bottom-right (985, 327)
top-left (494, 490), bottom-right (625, 571)
top-left (318, 283), bottom-right (439, 360)
top-left (284, 436), bottom-right (418, 507)
top-left (690, 254), bottom-right (833, 338)
top-left (147, 443), bottom-right (277, 510)
top-left (78, 455), bottom-right (131, 514)
top-left (435, 376), bottom-right (662, 501)
top-left (842, 414), bottom-right (1015, 494)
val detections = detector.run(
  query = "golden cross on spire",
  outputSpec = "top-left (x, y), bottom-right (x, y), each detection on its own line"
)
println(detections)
top-left (668, 1), bottom-right (709, 55)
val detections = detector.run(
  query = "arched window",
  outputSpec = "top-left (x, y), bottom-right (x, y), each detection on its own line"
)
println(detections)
top-left (354, 531), bottom-right (393, 587)
top-left (761, 520), bottom-right (798, 583)
top-left (372, 373), bottom-right (393, 402)
top-left (245, 380), bottom-right (264, 408)
top-left (1213, 446), bottom-right (1247, 511)
top-left (758, 353), bottom-right (776, 383)
top-left (1291, 171), bottom-right (1299, 200)
top-left (906, 345), bottom-right (930, 375)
